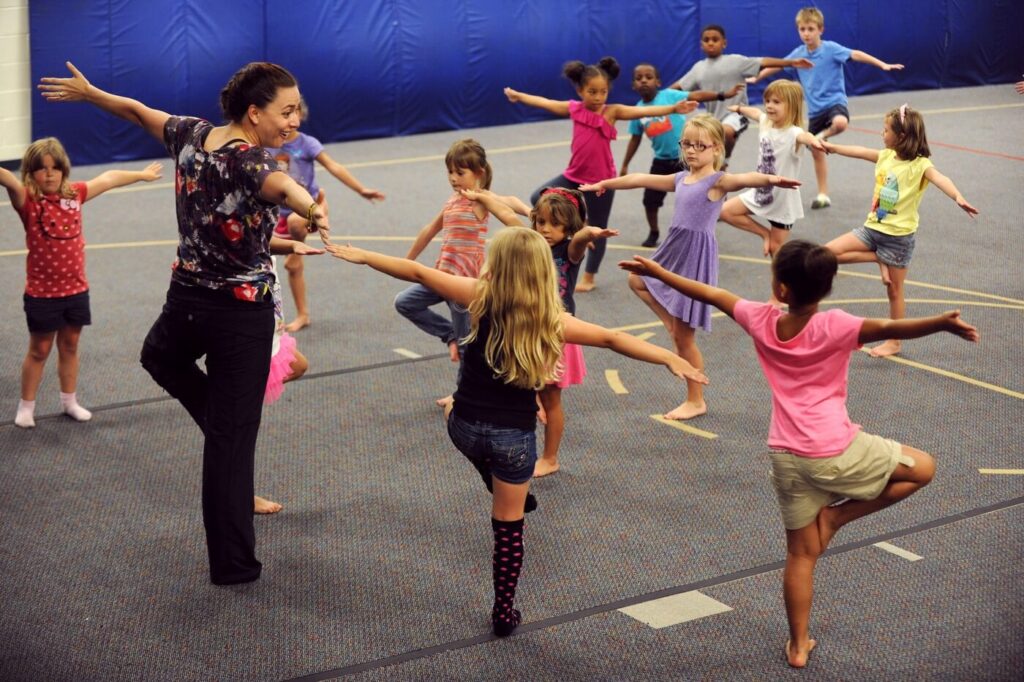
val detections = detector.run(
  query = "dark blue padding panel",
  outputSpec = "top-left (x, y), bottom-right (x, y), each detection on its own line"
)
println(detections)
top-left (29, 1), bottom-right (1024, 166)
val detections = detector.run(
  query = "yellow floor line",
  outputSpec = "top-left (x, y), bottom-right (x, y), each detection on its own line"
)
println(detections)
top-left (634, 331), bottom-right (655, 341)
top-left (650, 415), bottom-right (718, 439)
top-left (859, 348), bottom-right (1024, 400)
top-left (978, 469), bottom-right (1024, 475)
top-left (605, 370), bottom-right (628, 395)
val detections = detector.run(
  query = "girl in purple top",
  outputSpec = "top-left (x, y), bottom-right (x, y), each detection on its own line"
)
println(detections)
top-left (41, 61), bottom-right (327, 585)
top-left (505, 57), bottom-right (696, 293)
top-left (621, 240), bottom-right (977, 669)
top-left (583, 115), bottom-right (799, 420)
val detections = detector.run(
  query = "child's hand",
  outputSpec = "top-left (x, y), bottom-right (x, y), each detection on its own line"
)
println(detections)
top-left (881, 63), bottom-right (904, 71)
top-left (592, 227), bottom-right (619, 241)
top-left (39, 61), bottom-right (91, 102)
top-left (325, 243), bottom-right (367, 264)
top-left (308, 188), bottom-right (331, 244)
top-left (727, 104), bottom-right (740, 113)
top-left (292, 241), bottom-right (324, 256)
top-left (578, 182), bottom-right (606, 196)
top-left (807, 136), bottom-right (827, 153)
top-left (793, 58), bottom-right (814, 69)
top-left (941, 310), bottom-right (980, 342)
top-left (955, 195), bottom-right (979, 218)
top-left (674, 100), bottom-right (699, 114)
top-left (140, 162), bottom-right (163, 182)
top-left (668, 356), bottom-right (709, 385)
top-left (820, 141), bottom-right (837, 154)
top-left (618, 255), bottom-right (661, 278)
top-left (724, 83), bottom-right (745, 98)
top-left (360, 188), bottom-right (385, 202)
top-left (503, 87), bottom-right (520, 103)
top-left (770, 175), bottom-right (801, 189)
top-left (459, 187), bottom-right (488, 202)
top-left (1016, 81), bottom-right (1024, 95)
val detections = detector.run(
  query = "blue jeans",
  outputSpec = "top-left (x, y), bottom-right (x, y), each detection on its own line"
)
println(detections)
top-left (447, 412), bottom-right (537, 485)
top-left (394, 283), bottom-right (470, 358)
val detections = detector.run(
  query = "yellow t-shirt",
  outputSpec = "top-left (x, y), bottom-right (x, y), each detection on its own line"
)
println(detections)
top-left (863, 149), bottom-right (934, 237)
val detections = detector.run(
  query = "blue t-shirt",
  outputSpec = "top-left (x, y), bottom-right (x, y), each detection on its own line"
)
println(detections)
top-left (785, 41), bottom-right (853, 115)
top-left (265, 132), bottom-right (324, 216)
top-left (628, 89), bottom-right (690, 160)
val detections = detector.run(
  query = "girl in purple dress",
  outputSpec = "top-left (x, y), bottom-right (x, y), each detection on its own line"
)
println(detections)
top-left (582, 114), bottom-right (800, 420)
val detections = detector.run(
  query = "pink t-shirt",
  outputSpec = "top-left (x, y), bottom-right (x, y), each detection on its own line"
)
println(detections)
top-left (733, 299), bottom-right (863, 457)
top-left (563, 100), bottom-right (617, 185)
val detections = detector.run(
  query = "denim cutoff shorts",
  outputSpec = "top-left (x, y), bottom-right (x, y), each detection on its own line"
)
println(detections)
top-left (852, 225), bottom-right (916, 268)
top-left (447, 411), bottom-right (537, 485)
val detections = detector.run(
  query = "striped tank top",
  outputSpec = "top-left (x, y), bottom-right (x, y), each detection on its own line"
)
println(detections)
top-left (435, 193), bottom-right (488, 277)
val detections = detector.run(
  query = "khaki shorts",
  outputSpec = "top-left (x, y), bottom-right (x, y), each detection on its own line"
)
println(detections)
top-left (768, 431), bottom-right (915, 530)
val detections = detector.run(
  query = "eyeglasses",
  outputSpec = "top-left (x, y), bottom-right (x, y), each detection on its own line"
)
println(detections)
top-left (679, 141), bottom-right (711, 152)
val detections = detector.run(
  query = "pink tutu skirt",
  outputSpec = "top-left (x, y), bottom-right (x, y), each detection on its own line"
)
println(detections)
top-left (264, 332), bottom-right (298, 404)
top-left (553, 342), bottom-right (586, 389)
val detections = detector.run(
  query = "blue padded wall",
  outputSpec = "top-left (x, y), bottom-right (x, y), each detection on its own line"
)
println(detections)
top-left (29, 0), bottom-right (1023, 165)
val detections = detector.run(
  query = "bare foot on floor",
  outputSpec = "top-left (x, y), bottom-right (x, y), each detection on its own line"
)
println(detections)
top-left (664, 400), bottom-right (707, 420)
top-left (786, 638), bottom-right (817, 668)
top-left (284, 315), bottom-right (310, 333)
top-left (436, 394), bottom-right (454, 408)
top-left (868, 340), bottom-right (901, 357)
top-left (575, 273), bottom-right (596, 293)
top-left (254, 496), bottom-right (283, 514)
top-left (448, 341), bottom-right (460, 363)
top-left (533, 459), bottom-right (560, 477)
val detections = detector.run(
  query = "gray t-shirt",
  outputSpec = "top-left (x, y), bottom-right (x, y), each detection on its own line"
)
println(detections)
top-left (675, 54), bottom-right (763, 120)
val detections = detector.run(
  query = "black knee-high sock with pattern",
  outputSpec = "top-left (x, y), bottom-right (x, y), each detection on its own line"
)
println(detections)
top-left (491, 517), bottom-right (525, 636)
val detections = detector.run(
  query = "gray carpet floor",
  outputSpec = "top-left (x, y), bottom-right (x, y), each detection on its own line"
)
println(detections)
top-left (0, 85), bottom-right (1021, 681)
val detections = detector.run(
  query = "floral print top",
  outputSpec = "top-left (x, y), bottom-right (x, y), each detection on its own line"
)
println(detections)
top-left (164, 116), bottom-right (278, 302)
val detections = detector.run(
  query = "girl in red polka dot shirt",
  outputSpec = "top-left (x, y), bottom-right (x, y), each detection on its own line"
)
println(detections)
top-left (0, 137), bottom-right (162, 428)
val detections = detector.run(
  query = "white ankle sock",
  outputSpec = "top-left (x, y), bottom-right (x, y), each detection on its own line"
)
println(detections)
top-left (15, 399), bottom-right (36, 428)
top-left (60, 392), bottom-right (92, 422)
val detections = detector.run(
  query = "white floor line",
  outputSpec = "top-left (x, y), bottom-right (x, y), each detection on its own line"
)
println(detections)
top-left (619, 590), bottom-right (733, 629)
top-left (873, 541), bottom-right (923, 561)
top-left (392, 348), bottom-right (422, 359)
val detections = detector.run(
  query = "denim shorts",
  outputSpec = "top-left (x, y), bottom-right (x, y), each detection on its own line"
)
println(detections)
top-left (447, 412), bottom-right (537, 485)
top-left (852, 226), bottom-right (916, 268)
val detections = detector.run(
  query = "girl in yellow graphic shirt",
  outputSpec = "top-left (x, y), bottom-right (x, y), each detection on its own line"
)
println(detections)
top-left (822, 105), bottom-right (978, 357)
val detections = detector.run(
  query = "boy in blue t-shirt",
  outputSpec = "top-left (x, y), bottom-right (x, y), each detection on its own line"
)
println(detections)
top-left (753, 7), bottom-right (903, 209)
top-left (619, 63), bottom-right (738, 247)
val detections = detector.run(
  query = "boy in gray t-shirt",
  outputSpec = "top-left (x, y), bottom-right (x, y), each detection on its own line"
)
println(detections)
top-left (673, 24), bottom-right (812, 167)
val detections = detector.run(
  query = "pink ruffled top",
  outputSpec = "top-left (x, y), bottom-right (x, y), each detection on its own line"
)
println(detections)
top-left (563, 101), bottom-right (617, 184)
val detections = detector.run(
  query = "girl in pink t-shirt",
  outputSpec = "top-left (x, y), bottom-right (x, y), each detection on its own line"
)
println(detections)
top-left (620, 239), bottom-right (978, 670)
top-left (0, 137), bottom-right (162, 428)
top-left (505, 56), bottom-right (696, 293)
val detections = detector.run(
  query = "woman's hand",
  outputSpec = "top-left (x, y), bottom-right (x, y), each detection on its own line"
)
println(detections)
top-left (291, 241), bottom-right (324, 256)
top-left (39, 61), bottom-right (91, 103)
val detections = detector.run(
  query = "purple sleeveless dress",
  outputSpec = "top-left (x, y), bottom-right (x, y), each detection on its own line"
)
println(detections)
top-left (641, 170), bottom-right (724, 331)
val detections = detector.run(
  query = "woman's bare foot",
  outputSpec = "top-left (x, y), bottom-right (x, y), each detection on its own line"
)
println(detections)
top-left (664, 400), bottom-right (707, 420)
top-left (448, 341), bottom-right (460, 363)
top-left (436, 394), bottom-right (454, 408)
top-left (575, 272), bottom-right (596, 293)
top-left (868, 340), bottom-right (901, 357)
top-left (284, 314), bottom-right (310, 332)
top-left (877, 261), bottom-right (891, 285)
top-left (254, 496), bottom-right (283, 514)
top-left (785, 638), bottom-right (817, 668)
top-left (533, 459), bottom-right (560, 477)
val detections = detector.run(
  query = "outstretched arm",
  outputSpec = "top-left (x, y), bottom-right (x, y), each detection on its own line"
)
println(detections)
top-left (504, 87), bottom-right (570, 116)
top-left (611, 99), bottom-right (698, 121)
top-left (579, 172), bottom-right (675, 196)
top-left (269, 236), bottom-right (324, 256)
top-left (405, 210), bottom-right (445, 260)
top-left (619, 255), bottom-right (741, 319)
top-left (821, 141), bottom-right (880, 162)
top-left (316, 151), bottom-right (385, 202)
top-left (84, 162), bottom-right (163, 201)
top-left (260, 172), bottom-right (331, 244)
top-left (761, 57), bottom-right (814, 70)
top-left (563, 314), bottom-right (708, 385)
top-left (923, 166), bottom-right (979, 218)
top-left (690, 84), bottom-right (745, 102)
top-left (568, 226), bottom-right (619, 262)
top-left (39, 61), bottom-right (170, 142)
top-left (460, 188), bottom-right (525, 227)
top-left (0, 167), bottom-right (26, 212)
top-left (716, 171), bottom-right (801, 194)
top-left (749, 66), bottom-right (782, 84)
top-left (728, 103), bottom-right (763, 120)
top-left (795, 131), bottom-right (827, 153)
top-left (326, 244), bottom-right (477, 307)
top-left (850, 50), bottom-right (904, 72)
top-left (859, 310), bottom-right (978, 345)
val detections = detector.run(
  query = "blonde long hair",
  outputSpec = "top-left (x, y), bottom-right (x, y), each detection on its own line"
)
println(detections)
top-left (685, 114), bottom-right (726, 171)
top-left (21, 137), bottom-right (76, 199)
top-left (464, 228), bottom-right (564, 389)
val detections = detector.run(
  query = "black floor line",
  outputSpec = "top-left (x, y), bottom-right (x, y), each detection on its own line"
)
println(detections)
top-left (288, 495), bottom-right (1024, 681)
top-left (0, 352), bottom-right (447, 428)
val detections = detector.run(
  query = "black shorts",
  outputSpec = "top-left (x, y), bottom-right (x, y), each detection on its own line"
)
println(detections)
top-left (808, 104), bottom-right (850, 136)
top-left (24, 291), bottom-right (91, 334)
top-left (769, 220), bottom-right (793, 230)
top-left (643, 157), bottom-right (683, 209)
